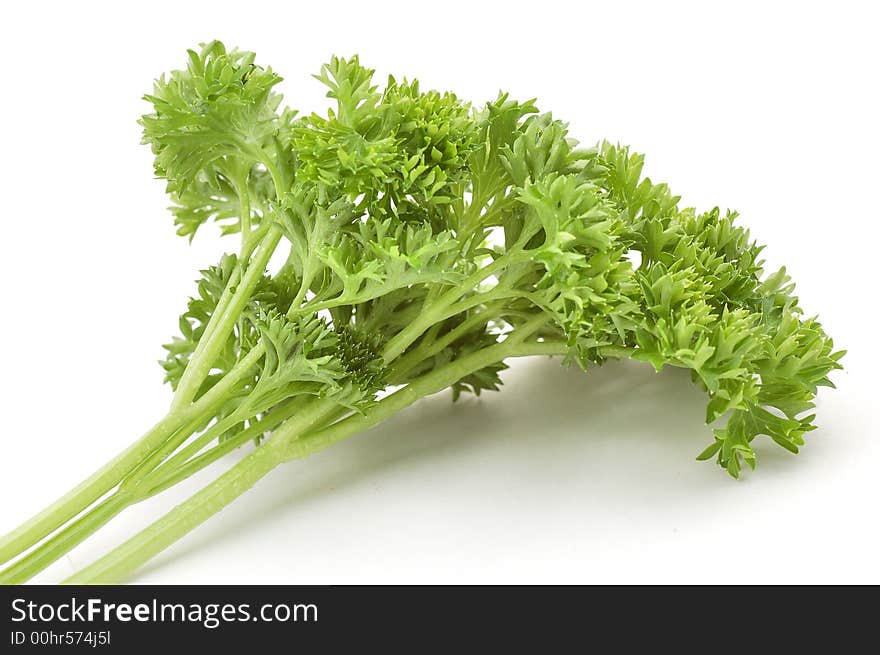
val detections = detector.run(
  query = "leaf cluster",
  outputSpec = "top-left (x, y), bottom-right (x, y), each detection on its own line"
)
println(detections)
top-left (148, 43), bottom-right (842, 477)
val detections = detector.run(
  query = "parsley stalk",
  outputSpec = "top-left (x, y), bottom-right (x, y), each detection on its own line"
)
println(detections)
top-left (63, 337), bottom-right (568, 584)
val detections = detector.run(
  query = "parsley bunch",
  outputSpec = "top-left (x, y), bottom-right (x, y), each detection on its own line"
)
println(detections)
top-left (0, 42), bottom-right (842, 583)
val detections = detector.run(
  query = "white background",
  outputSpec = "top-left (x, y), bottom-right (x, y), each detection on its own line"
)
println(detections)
top-left (1, 0), bottom-right (877, 584)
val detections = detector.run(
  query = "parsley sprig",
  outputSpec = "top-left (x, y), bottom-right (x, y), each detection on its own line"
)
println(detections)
top-left (0, 42), bottom-right (842, 583)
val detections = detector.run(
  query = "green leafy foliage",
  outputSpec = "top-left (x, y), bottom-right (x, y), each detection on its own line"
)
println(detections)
top-left (151, 47), bottom-right (842, 480)
top-left (141, 41), bottom-right (293, 239)
top-left (593, 144), bottom-right (842, 476)
top-left (292, 56), bottom-right (477, 222)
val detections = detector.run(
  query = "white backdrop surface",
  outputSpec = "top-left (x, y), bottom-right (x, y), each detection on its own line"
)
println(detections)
top-left (0, 0), bottom-right (876, 583)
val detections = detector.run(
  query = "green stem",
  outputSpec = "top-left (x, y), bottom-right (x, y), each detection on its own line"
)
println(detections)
top-left (1, 150), bottom-right (291, 578)
top-left (505, 314), bottom-right (552, 345)
top-left (381, 253), bottom-right (522, 363)
top-left (59, 339), bottom-right (629, 584)
top-left (256, 151), bottom-right (286, 198)
top-left (62, 440), bottom-right (285, 585)
top-left (170, 226), bottom-right (282, 411)
top-left (235, 172), bottom-right (252, 259)
top-left (171, 147), bottom-right (286, 413)
top-left (0, 493), bottom-right (131, 585)
top-left (2, 363), bottom-right (288, 582)
top-left (390, 302), bottom-right (507, 382)
top-left (124, 344), bottom-right (265, 492)
top-left (141, 397), bottom-right (344, 498)
top-left (140, 413), bottom-right (247, 487)
top-left (119, 414), bottom-right (239, 495)
top-left (0, 414), bottom-right (177, 568)
top-left (140, 420), bottom-right (276, 499)
top-left (63, 399), bottom-right (338, 584)
top-left (0, 343), bottom-right (263, 568)
top-left (286, 339), bottom-right (569, 461)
